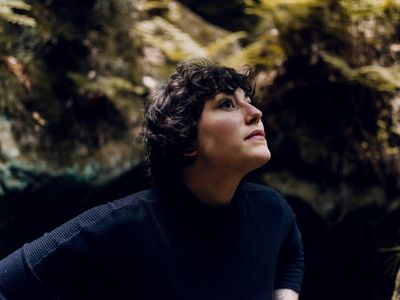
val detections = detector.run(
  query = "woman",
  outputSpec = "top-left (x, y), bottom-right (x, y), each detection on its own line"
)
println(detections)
top-left (0, 60), bottom-right (304, 299)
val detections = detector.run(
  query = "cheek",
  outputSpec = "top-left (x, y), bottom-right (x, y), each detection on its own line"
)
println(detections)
top-left (198, 116), bottom-right (240, 149)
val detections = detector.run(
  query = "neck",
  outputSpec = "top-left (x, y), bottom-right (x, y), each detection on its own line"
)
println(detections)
top-left (182, 164), bottom-right (242, 207)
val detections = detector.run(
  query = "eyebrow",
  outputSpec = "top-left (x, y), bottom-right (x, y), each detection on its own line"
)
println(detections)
top-left (211, 92), bottom-right (234, 102)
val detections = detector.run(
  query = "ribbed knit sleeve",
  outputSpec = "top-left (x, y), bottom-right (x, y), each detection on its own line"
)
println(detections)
top-left (0, 199), bottom-right (131, 300)
top-left (273, 206), bottom-right (305, 293)
top-left (0, 246), bottom-right (53, 300)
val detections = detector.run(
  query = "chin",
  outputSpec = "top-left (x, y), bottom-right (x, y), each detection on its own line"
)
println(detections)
top-left (258, 151), bottom-right (271, 166)
top-left (248, 149), bottom-right (271, 170)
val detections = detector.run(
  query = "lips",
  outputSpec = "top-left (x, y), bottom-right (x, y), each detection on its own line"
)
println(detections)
top-left (245, 129), bottom-right (265, 140)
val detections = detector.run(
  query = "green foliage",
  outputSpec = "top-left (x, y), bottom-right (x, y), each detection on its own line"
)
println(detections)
top-left (0, 0), bottom-right (147, 179)
top-left (338, 0), bottom-right (400, 21)
top-left (139, 0), bottom-right (168, 11)
top-left (322, 53), bottom-right (400, 92)
top-left (0, 0), bottom-right (36, 27)
top-left (245, 0), bottom-right (322, 24)
top-left (223, 35), bottom-right (286, 68)
top-left (239, 0), bottom-right (400, 196)
top-left (244, 0), bottom-right (400, 65)
top-left (68, 73), bottom-right (145, 99)
top-left (135, 0), bottom-right (247, 68)
top-left (137, 16), bottom-right (207, 61)
top-left (206, 31), bottom-right (247, 59)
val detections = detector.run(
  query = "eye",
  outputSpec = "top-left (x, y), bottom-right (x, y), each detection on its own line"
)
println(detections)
top-left (245, 94), bottom-right (255, 104)
top-left (218, 98), bottom-right (235, 109)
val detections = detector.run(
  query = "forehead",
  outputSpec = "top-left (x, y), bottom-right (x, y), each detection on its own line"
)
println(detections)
top-left (210, 88), bottom-right (247, 101)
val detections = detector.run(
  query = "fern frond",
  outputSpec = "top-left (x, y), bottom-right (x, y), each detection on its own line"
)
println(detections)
top-left (380, 246), bottom-right (400, 277)
top-left (222, 37), bottom-right (285, 68)
top-left (338, 0), bottom-right (394, 20)
top-left (0, 11), bottom-right (36, 27)
top-left (0, 0), bottom-right (36, 27)
top-left (205, 31), bottom-right (247, 58)
top-left (140, 0), bottom-right (168, 11)
top-left (0, 0), bottom-right (32, 10)
top-left (322, 53), bottom-right (400, 92)
top-left (245, 0), bottom-right (322, 16)
top-left (136, 16), bottom-right (206, 61)
top-left (68, 73), bottom-right (144, 98)
top-left (255, 0), bottom-right (321, 7)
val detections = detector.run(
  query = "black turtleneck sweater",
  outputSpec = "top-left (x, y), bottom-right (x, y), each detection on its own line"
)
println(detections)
top-left (0, 182), bottom-right (304, 300)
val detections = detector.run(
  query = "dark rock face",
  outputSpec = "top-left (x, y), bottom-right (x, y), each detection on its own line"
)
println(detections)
top-left (285, 194), bottom-right (340, 300)
top-left (287, 194), bottom-right (400, 300)
top-left (335, 205), bottom-right (389, 300)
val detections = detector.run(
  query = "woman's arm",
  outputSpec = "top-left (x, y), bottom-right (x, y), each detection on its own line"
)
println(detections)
top-left (273, 288), bottom-right (299, 300)
top-left (0, 201), bottom-right (117, 299)
top-left (274, 205), bottom-right (305, 295)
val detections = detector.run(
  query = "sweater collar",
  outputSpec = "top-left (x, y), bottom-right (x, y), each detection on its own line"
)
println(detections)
top-left (156, 180), bottom-right (243, 225)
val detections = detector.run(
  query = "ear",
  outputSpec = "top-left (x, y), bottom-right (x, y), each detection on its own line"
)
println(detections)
top-left (182, 147), bottom-right (197, 157)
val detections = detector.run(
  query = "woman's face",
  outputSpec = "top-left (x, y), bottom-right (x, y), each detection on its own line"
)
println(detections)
top-left (193, 88), bottom-right (271, 174)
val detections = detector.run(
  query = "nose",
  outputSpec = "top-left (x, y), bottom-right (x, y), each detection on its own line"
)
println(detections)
top-left (245, 103), bottom-right (262, 125)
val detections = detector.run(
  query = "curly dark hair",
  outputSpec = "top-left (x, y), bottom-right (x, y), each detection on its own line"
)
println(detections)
top-left (143, 59), bottom-right (255, 186)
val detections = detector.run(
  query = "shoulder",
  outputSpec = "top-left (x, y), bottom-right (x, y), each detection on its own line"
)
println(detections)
top-left (110, 188), bottom-right (160, 210)
top-left (85, 188), bottom-right (161, 224)
top-left (25, 189), bottom-right (162, 264)
top-left (40, 188), bottom-right (162, 241)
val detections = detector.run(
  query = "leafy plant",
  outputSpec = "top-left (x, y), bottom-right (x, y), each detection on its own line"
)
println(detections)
top-left (322, 53), bottom-right (400, 92)
top-left (135, 0), bottom-right (247, 67)
top-left (0, 0), bottom-right (36, 27)
top-left (68, 73), bottom-right (145, 99)
top-left (239, 0), bottom-right (400, 198)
